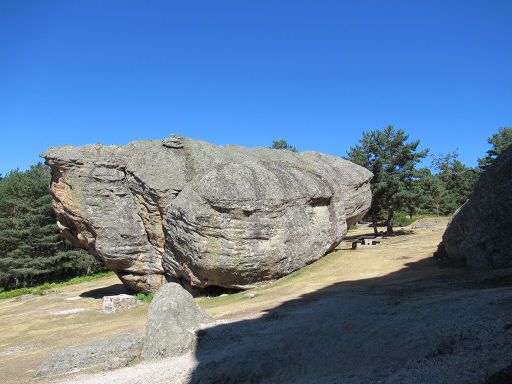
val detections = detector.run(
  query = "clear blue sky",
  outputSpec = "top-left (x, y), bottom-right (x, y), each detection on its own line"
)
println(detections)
top-left (1, 0), bottom-right (511, 175)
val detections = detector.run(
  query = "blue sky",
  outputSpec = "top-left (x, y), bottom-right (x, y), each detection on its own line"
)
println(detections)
top-left (0, 0), bottom-right (511, 175)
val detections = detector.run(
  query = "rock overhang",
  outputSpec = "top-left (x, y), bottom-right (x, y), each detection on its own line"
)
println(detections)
top-left (42, 135), bottom-right (373, 293)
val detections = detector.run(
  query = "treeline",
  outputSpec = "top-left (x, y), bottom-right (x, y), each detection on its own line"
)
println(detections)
top-left (274, 126), bottom-right (512, 234)
top-left (0, 164), bottom-right (106, 290)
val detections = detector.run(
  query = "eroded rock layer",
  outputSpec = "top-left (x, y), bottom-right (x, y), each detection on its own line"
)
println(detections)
top-left (43, 135), bottom-right (372, 293)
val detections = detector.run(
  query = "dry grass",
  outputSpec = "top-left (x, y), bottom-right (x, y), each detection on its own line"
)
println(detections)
top-left (197, 218), bottom-right (451, 318)
top-left (0, 277), bottom-right (148, 384)
top-left (0, 218), bottom-right (450, 384)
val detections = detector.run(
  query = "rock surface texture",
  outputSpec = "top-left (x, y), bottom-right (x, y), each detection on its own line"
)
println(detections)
top-left (440, 145), bottom-right (512, 268)
top-left (43, 135), bottom-right (372, 292)
top-left (142, 283), bottom-right (214, 359)
top-left (34, 333), bottom-right (143, 378)
top-left (102, 294), bottom-right (140, 314)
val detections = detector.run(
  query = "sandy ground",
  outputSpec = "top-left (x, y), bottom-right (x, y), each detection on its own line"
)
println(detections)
top-left (0, 277), bottom-right (147, 384)
top-left (58, 285), bottom-right (512, 384)
top-left (3, 218), bottom-right (512, 383)
top-left (196, 219), bottom-right (457, 319)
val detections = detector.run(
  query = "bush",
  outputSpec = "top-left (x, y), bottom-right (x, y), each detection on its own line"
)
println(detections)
top-left (393, 212), bottom-right (414, 227)
top-left (135, 292), bottom-right (154, 302)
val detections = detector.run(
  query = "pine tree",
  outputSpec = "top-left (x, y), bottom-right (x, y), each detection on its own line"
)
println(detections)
top-left (346, 125), bottom-right (429, 234)
top-left (432, 152), bottom-right (479, 212)
top-left (0, 164), bottom-right (104, 289)
top-left (478, 127), bottom-right (512, 169)
top-left (412, 168), bottom-right (450, 216)
top-left (271, 139), bottom-right (298, 152)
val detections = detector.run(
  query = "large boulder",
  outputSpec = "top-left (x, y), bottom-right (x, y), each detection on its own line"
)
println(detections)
top-left (142, 282), bottom-right (214, 359)
top-left (440, 145), bottom-right (512, 268)
top-left (42, 135), bottom-right (372, 292)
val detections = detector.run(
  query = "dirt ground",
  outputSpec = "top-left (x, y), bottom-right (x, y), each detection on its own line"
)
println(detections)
top-left (196, 218), bottom-right (455, 319)
top-left (0, 218), bottom-right (480, 384)
top-left (0, 277), bottom-right (148, 384)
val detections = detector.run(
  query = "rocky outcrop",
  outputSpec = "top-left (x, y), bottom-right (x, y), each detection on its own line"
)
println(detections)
top-left (439, 145), bottom-right (512, 268)
top-left (42, 135), bottom-right (372, 293)
top-left (142, 283), bottom-right (214, 359)
top-left (34, 333), bottom-right (143, 378)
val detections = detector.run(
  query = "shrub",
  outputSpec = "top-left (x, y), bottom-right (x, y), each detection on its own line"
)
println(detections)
top-left (135, 292), bottom-right (154, 302)
top-left (393, 212), bottom-right (414, 227)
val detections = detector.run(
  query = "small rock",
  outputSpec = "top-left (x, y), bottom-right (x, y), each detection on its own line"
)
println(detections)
top-left (162, 135), bottom-right (185, 149)
top-left (410, 219), bottom-right (443, 230)
top-left (0, 343), bottom-right (39, 357)
top-left (18, 294), bottom-right (35, 301)
top-left (246, 292), bottom-right (257, 299)
top-left (142, 283), bottom-right (214, 359)
top-left (102, 294), bottom-right (139, 314)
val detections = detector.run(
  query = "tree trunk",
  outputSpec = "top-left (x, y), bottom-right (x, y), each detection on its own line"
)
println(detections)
top-left (386, 207), bottom-right (394, 235)
top-left (372, 216), bottom-right (379, 236)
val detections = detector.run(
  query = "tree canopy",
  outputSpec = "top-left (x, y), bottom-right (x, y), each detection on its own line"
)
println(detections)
top-left (271, 139), bottom-right (298, 152)
top-left (478, 127), bottom-right (512, 169)
top-left (0, 164), bottom-right (105, 290)
top-left (346, 125), bottom-right (429, 234)
top-left (431, 151), bottom-right (479, 211)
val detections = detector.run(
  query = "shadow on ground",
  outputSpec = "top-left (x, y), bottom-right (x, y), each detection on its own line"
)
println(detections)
top-left (186, 258), bottom-right (512, 384)
top-left (344, 229), bottom-right (413, 241)
top-left (79, 284), bottom-right (129, 299)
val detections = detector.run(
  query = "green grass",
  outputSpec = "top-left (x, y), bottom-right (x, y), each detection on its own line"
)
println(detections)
top-left (411, 213), bottom-right (449, 221)
top-left (393, 212), bottom-right (414, 227)
top-left (0, 271), bottom-right (115, 300)
top-left (135, 292), bottom-right (154, 302)
top-left (395, 213), bottom-right (449, 228)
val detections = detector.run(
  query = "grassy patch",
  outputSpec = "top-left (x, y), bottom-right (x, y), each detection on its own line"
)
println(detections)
top-left (270, 264), bottom-right (312, 284)
top-left (411, 213), bottom-right (449, 222)
top-left (0, 271), bottom-right (115, 300)
top-left (135, 292), bottom-right (154, 302)
top-left (393, 212), bottom-right (414, 227)
top-left (394, 213), bottom-right (449, 228)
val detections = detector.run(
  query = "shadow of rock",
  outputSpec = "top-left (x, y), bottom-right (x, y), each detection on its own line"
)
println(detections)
top-left (80, 284), bottom-right (129, 299)
top-left (186, 259), bottom-right (512, 384)
top-left (485, 362), bottom-right (512, 384)
top-left (344, 229), bottom-right (412, 242)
